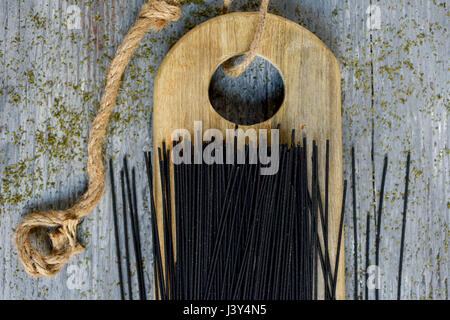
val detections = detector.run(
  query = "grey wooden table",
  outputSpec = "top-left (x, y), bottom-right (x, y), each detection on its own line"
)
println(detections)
top-left (0, 0), bottom-right (447, 300)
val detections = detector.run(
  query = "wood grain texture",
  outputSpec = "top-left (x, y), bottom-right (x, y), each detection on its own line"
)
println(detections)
top-left (0, 0), bottom-right (447, 300)
top-left (153, 12), bottom-right (343, 299)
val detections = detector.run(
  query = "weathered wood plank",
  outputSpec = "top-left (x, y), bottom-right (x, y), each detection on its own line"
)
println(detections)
top-left (0, 0), bottom-right (447, 300)
top-left (371, 0), bottom-right (448, 300)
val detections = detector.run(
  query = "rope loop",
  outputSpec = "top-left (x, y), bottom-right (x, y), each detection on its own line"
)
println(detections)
top-left (14, 211), bottom-right (83, 277)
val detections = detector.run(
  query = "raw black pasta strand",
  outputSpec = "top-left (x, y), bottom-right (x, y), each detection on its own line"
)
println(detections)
top-left (312, 141), bottom-right (318, 300)
top-left (123, 158), bottom-right (146, 300)
top-left (332, 180), bottom-right (347, 300)
top-left (301, 138), bottom-right (311, 300)
top-left (296, 145), bottom-right (305, 299)
top-left (205, 154), bottom-right (214, 296)
top-left (281, 142), bottom-right (296, 299)
top-left (324, 140), bottom-right (330, 299)
top-left (182, 146), bottom-right (192, 299)
top-left (172, 141), bottom-right (182, 300)
top-left (311, 143), bottom-right (333, 299)
top-left (194, 148), bottom-right (202, 299)
top-left (131, 167), bottom-right (147, 300)
top-left (162, 143), bottom-right (176, 299)
top-left (176, 153), bottom-right (186, 299)
top-left (120, 170), bottom-right (133, 300)
top-left (364, 201), bottom-right (371, 300)
top-left (351, 146), bottom-right (358, 300)
top-left (375, 154), bottom-right (388, 300)
top-left (397, 152), bottom-right (411, 300)
top-left (284, 188), bottom-right (296, 299)
top-left (292, 145), bottom-right (300, 299)
top-left (157, 148), bottom-right (173, 298)
top-left (315, 180), bottom-right (334, 298)
top-left (185, 148), bottom-right (193, 299)
top-left (302, 139), bottom-right (310, 299)
top-left (109, 159), bottom-right (125, 300)
top-left (143, 152), bottom-right (167, 300)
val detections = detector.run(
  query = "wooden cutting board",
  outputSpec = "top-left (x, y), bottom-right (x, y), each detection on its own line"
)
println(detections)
top-left (153, 12), bottom-right (344, 299)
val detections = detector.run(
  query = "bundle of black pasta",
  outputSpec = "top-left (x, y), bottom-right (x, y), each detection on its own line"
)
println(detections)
top-left (144, 134), bottom-right (347, 300)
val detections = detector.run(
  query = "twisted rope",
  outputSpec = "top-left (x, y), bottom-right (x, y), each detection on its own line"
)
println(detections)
top-left (222, 0), bottom-right (269, 77)
top-left (14, 0), bottom-right (268, 277)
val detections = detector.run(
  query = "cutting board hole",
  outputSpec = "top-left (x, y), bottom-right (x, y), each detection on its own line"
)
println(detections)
top-left (208, 55), bottom-right (285, 125)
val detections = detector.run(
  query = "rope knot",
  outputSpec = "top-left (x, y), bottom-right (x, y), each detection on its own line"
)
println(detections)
top-left (139, 0), bottom-right (181, 31)
top-left (49, 219), bottom-right (81, 251)
top-left (15, 211), bottom-right (84, 278)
